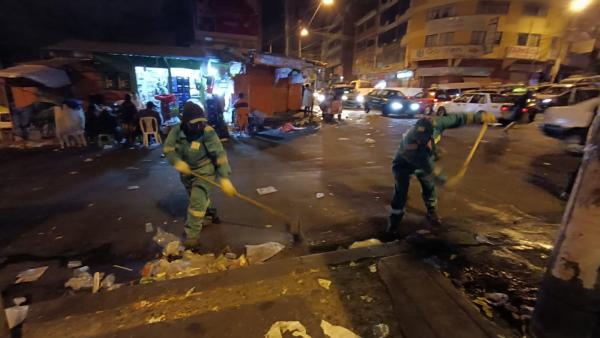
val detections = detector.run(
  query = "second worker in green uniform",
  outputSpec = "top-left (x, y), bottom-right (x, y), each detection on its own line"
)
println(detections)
top-left (388, 111), bottom-right (496, 234)
top-left (163, 100), bottom-right (237, 248)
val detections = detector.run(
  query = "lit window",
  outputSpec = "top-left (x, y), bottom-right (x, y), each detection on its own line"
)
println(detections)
top-left (528, 34), bottom-right (541, 47)
top-left (439, 32), bottom-right (454, 45)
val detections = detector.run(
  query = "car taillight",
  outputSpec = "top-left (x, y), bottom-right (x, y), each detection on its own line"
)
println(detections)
top-left (501, 106), bottom-right (510, 112)
top-left (521, 108), bottom-right (529, 113)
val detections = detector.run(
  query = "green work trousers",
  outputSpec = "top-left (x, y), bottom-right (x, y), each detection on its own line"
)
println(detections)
top-left (181, 174), bottom-right (213, 239)
top-left (391, 158), bottom-right (437, 216)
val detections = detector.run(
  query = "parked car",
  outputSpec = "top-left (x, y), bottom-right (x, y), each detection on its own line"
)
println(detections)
top-left (541, 86), bottom-right (600, 145)
top-left (364, 89), bottom-right (420, 117)
top-left (559, 75), bottom-right (600, 86)
top-left (434, 92), bottom-right (513, 120)
top-left (330, 85), bottom-right (361, 109)
top-left (535, 84), bottom-right (581, 111)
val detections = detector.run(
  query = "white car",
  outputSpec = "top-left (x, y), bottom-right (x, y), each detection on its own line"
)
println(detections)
top-left (541, 87), bottom-right (600, 145)
top-left (434, 92), bottom-right (513, 120)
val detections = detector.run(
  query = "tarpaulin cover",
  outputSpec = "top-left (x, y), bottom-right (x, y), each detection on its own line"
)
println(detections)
top-left (0, 65), bottom-right (71, 88)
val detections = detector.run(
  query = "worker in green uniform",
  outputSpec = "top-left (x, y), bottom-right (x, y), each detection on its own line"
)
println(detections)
top-left (163, 100), bottom-right (237, 247)
top-left (387, 111), bottom-right (496, 233)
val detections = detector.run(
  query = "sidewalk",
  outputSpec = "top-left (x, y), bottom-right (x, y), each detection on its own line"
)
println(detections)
top-left (22, 243), bottom-right (509, 338)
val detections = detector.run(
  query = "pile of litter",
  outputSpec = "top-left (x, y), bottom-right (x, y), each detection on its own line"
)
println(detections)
top-left (265, 320), bottom-right (361, 338)
top-left (140, 228), bottom-right (285, 283)
top-left (64, 265), bottom-right (121, 293)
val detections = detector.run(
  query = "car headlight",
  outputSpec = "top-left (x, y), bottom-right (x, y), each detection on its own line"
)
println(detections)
top-left (410, 103), bottom-right (420, 111)
top-left (542, 98), bottom-right (552, 103)
top-left (317, 94), bottom-right (325, 102)
top-left (391, 102), bottom-right (403, 110)
top-left (342, 95), bottom-right (348, 101)
top-left (357, 95), bottom-right (364, 103)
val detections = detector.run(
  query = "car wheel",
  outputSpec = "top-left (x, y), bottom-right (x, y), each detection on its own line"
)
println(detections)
top-left (437, 107), bottom-right (446, 116)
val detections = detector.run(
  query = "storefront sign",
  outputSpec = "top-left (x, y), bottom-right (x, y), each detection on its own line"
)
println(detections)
top-left (396, 70), bottom-right (414, 79)
top-left (506, 46), bottom-right (539, 60)
top-left (413, 45), bottom-right (484, 61)
top-left (415, 66), bottom-right (493, 77)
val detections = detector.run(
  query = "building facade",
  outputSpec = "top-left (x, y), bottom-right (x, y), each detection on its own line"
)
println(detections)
top-left (353, 0), bottom-right (598, 87)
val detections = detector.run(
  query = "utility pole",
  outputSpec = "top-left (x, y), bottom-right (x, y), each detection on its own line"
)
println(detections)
top-left (284, 0), bottom-right (290, 56)
top-left (531, 114), bottom-right (600, 338)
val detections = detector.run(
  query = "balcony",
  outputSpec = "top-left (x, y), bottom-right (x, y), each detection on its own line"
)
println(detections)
top-left (425, 15), bottom-right (489, 35)
top-left (412, 45), bottom-right (484, 61)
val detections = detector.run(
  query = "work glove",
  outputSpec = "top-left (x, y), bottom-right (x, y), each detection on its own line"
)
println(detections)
top-left (174, 160), bottom-right (192, 175)
top-left (220, 178), bottom-right (237, 197)
top-left (479, 112), bottom-right (497, 124)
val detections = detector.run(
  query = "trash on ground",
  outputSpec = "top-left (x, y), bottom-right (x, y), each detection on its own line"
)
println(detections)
top-left (13, 297), bottom-right (26, 306)
top-left (153, 227), bottom-right (180, 248)
top-left (257, 186), bottom-right (278, 195)
top-left (364, 138), bottom-right (376, 144)
top-left (265, 224), bottom-right (273, 228)
top-left (185, 287), bottom-right (196, 298)
top-left (246, 242), bottom-right (285, 264)
top-left (475, 234), bottom-right (494, 245)
top-left (77, 266), bottom-right (90, 273)
top-left (125, 166), bottom-right (139, 170)
top-left (337, 137), bottom-right (349, 141)
top-left (542, 162), bottom-right (551, 166)
top-left (92, 272), bottom-right (102, 293)
top-left (67, 260), bottom-right (82, 269)
top-left (5, 305), bottom-right (29, 329)
top-left (265, 321), bottom-right (312, 338)
top-left (69, 171), bottom-right (79, 175)
top-left (65, 271), bottom-right (94, 290)
top-left (140, 251), bottom-right (248, 282)
top-left (321, 320), bottom-right (360, 338)
top-left (360, 295), bottom-right (374, 303)
top-left (83, 158), bottom-right (93, 162)
top-left (372, 323), bottom-right (390, 338)
top-left (15, 266), bottom-right (48, 284)
top-left (127, 185), bottom-right (140, 190)
top-left (349, 261), bottom-right (358, 267)
top-left (348, 238), bottom-right (383, 249)
top-left (316, 192), bottom-right (325, 199)
top-left (473, 297), bottom-right (494, 318)
top-left (369, 264), bottom-right (378, 273)
top-left (147, 315), bottom-right (166, 324)
top-left (113, 264), bottom-right (133, 272)
top-left (101, 273), bottom-right (116, 290)
top-left (103, 144), bottom-right (113, 150)
top-left (145, 222), bottom-right (154, 233)
top-left (55, 235), bottom-right (63, 240)
top-left (163, 240), bottom-right (184, 257)
top-left (485, 292), bottom-right (509, 306)
top-left (88, 203), bottom-right (94, 207)
top-left (416, 229), bottom-right (431, 235)
top-left (318, 278), bottom-right (332, 290)
top-left (224, 252), bottom-right (237, 260)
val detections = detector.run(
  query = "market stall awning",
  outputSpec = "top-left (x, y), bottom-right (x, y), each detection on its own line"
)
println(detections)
top-left (0, 64), bottom-right (71, 88)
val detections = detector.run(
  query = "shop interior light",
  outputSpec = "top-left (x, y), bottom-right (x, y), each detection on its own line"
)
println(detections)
top-left (570, 0), bottom-right (592, 12)
top-left (207, 61), bottom-right (218, 77)
top-left (396, 70), bottom-right (414, 79)
top-left (322, 0), bottom-right (334, 5)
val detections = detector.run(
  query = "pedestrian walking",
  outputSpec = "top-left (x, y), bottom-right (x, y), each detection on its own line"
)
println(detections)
top-left (387, 112), bottom-right (496, 234)
top-left (163, 100), bottom-right (237, 248)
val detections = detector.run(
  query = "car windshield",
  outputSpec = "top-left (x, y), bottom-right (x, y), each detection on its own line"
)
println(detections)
top-left (385, 90), bottom-right (405, 99)
top-left (490, 94), bottom-right (512, 103)
top-left (542, 87), bottom-right (570, 95)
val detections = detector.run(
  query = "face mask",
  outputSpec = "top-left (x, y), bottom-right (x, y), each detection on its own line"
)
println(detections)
top-left (183, 122), bottom-right (205, 141)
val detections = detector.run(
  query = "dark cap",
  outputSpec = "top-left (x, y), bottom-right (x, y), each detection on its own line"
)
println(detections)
top-left (182, 99), bottom-right (206, 124)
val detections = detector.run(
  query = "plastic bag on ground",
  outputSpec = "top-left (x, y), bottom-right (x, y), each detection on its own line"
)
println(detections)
top-left (153, 227), bottom-right (180, 248)
top-left (348, 238), bottom-right (383, 249)
top-left (5, 305), bottom-right (29, 329)
top-left (265, 321), bottom-right (312, 338)
top-left (101, 274), bottom-right (116, 290)
top-left (65, 272), bottom-right (93, 290)
top-left (15, 266), bottom-right (48, 284)
top-left (246, 242), bottom-right (285, 264)
top-left (321, 320), bottom-right (360, 338)
top-left (163, 240), bottom-right (184, 257)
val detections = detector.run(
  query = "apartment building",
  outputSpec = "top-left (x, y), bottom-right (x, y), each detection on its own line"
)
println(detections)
top-left (354, 0), bottom-right (598, 87)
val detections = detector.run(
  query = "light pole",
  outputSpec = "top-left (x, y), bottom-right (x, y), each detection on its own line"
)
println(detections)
top-left (298, 0), bottom-right (334, 58)
top-left (550, 0), bottom-right (593, 82)
top-left (299, 27), bottom-right (309, 58)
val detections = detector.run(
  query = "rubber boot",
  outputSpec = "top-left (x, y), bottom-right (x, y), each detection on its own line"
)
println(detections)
top-left (386, 213), bottom-right (403, 235)
top-left (206, 207), bottom-right (220, 224)
top-left (183, 236), bottom-right (201, 249)
top-left (426, 211), bottom-right (442, 226)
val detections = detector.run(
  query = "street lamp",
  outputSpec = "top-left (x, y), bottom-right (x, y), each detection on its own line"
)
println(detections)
top-left (322, 0), bottom-right (334, 5)
top-left (300, 28), bottom-right (309, 37)
top-left (569, 0), bottom-right (592, 12)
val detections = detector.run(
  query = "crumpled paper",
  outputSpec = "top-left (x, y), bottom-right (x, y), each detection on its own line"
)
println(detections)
top-left (265, 321), bottom-right (312, 338)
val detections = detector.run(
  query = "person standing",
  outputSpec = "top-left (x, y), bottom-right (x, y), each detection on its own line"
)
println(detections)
top-left (387, 112), bottom-right (496, 234)
top-left (118, 94), bottom-right (138, 145)
top-left (163, 100), bottom-right (237, 248)
top-left (302, 84), bottom-right (314, 118)
top-left (233, 93), bottom-right (249, 134)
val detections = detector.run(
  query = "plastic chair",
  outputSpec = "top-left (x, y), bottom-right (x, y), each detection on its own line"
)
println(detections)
top-left (139, 117), bottom-right (162, 148)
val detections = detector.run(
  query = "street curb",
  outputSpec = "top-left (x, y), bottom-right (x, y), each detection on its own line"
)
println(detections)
top-left (27, 242), bottom-right (406, 324)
